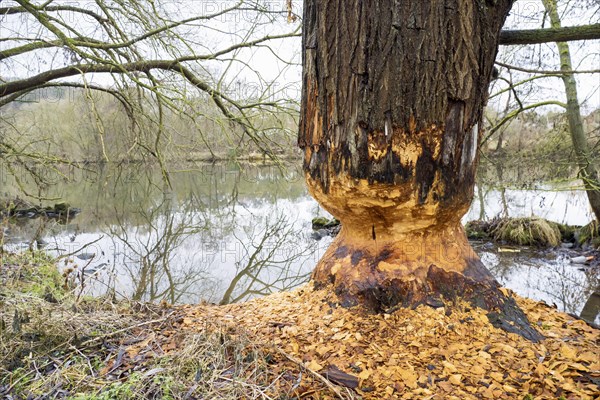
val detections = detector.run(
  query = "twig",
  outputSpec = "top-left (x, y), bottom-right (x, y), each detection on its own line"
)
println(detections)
top-left (79, 311), bottom-right (175, 348)
top-left (69, 344), bottom-right (96, 377)
top-left (495, 61), bottom-right (600, 75)
top-left (75, 257), bottom-right (95, 302)
top-left (0, 367), bottom-right (36, 395)
top-left (55, 236), bottom-right (104, 261)
top-left (217, 376), bottom-right (275, 400)
top-left (276, 349), bottom-right (345, 399)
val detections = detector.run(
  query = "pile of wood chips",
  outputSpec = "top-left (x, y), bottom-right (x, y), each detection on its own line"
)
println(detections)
top-left (140, 285), bottom-right (599, 399)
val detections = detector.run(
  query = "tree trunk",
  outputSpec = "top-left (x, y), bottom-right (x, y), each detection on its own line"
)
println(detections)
top-left (580, 290), bottom-right (600, 326)
top-left (542, 0), bottom-right (600, 222)
top-left (299, 0), bottom-right (542, 341)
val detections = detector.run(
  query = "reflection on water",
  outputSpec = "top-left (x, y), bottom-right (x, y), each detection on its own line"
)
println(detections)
top-left (477, 245), bottom-right (599, 324)
top-left (466, 184), bottom-right (593, 226)
top-left (2, 162), bottom-right (330, 305)
top-left (1, 162), bottom-right (598, 322)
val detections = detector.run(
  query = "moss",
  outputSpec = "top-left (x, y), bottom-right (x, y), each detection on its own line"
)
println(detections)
top-left (554, 222), bottom-right (579, 243)
top-left (311, 216), bottom-right (340, 229)
top-left (53, 202), bottom-right (70, 213)
top-left (0, 251), bottom-right (65, 300)
top-left (465, 220), bottom-right (492, 240)
top-left (491, 217), bottom-right (561, 247)
top-left (577, 220), bottom-right (599, 246)
top-left (70, 373), bottom-right (143, 400)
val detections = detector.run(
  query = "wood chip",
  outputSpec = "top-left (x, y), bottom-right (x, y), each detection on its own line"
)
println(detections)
top-left (138, 284), bottom-right (600, 399)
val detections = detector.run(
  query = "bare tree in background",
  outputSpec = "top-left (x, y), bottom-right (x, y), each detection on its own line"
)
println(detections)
top-left (541, 0), bottom-right (600, 221)
top-left (483, 0), bottom-right (600, 220)
top-left (0, 0), bottom-right (301, 191)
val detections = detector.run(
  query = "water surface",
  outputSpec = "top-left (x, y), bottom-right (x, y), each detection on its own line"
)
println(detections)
top-left (2, 162), bottom-right (598, 322)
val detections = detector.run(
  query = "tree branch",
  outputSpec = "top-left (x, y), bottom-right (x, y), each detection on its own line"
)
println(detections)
top-left (0, 5), bottom-right (109, 23)
top-left (500, 24), bottom-right (600, 45)
top-left (495, 61), bottom-right (600, 75)
top-left (481, 100), bottom-right (567, 148)
top-left (0, 60), bottom-right (196, 97)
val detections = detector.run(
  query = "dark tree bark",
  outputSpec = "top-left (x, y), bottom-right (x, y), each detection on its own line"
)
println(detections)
top-left (299, 0), bottom-right (542, 341)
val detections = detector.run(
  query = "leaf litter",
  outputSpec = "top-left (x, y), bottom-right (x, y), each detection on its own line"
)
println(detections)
top-left (112, 284), bottom-right (599, 399)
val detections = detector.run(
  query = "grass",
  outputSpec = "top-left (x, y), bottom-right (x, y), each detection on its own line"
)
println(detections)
top-left (577, 220), bottom-right (599, 247)
top-left (464, 220), bottom-right (493, 240)
top-left (0, 251), bottom-right (299, 399)
top-left (491, 217), bottom-right (562, 247)
top-left (466, 216), bottom-right (600, 249)
top-left (0, 252), bottom-right (143, 398)
top-left (466, 217), bottom-right (566, 247)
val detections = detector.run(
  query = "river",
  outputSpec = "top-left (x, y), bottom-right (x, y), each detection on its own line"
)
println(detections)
top-left (2, 161), bottom-right (598, 323)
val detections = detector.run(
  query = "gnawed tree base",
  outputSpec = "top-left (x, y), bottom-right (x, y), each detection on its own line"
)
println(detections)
top-left (312, 230), bottom-right (543, 343)
top-left (307, 176), bottom-right (543, 343)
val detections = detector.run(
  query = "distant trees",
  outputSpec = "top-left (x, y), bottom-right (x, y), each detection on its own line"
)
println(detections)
top-left (0, 0), bottom-right (301, 180)
top-left (485, 0), bottom-right (600, 220)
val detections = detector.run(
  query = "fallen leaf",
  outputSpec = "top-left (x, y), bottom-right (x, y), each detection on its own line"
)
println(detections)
top-left (449, 374), bottom-right (462, 385)
top-left (306, 360), bottom-right (323, 371)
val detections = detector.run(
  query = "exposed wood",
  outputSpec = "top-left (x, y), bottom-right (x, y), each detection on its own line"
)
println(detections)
top-left (499, 23), bottom-right (600, 45)
top-left (175, 286), bottom-right (600, 398)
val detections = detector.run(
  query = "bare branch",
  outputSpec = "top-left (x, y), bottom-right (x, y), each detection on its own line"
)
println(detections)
top-left (495, 61), bottom-right (600, 75)
top-left (0, 5), bottom-right (109, 23)
top-left (500, 23), bottom-right (600, 45)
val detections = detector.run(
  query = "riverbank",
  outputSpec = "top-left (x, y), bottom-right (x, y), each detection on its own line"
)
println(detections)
top-left (1, 252), bottom-right (599, 399)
